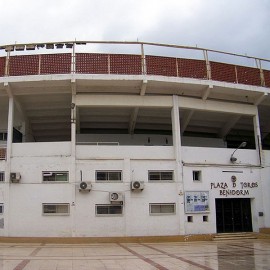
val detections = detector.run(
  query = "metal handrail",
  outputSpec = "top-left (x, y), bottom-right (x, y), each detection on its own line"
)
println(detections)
top-left (76, 142), bottom-right (119, 146)
top-left (1, 40), bottom-right (269, 87)
top-left (0, 40), bottom-right (269, 63)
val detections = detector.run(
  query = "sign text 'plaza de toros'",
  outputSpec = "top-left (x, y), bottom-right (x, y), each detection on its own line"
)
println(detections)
top-left (211, 180), bottom-right (258, 197)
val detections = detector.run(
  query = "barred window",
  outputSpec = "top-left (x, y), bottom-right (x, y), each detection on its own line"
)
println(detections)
top-left (96, 204), bottom-right (123, 216)
top-left (0, 133), bottom-right (7, 141)
top-left (96, 171), bottom-right (122, 182)
top-left (148, 171), bottom-right (173, 181)
top-left (0, 172), bottom-right (4, 182)
top-left (42, 203), bottom-right (70, 215)
top-left (149, 203), bottom-right (176, 215)
top-left (42, 172), bottom-right (69, 182)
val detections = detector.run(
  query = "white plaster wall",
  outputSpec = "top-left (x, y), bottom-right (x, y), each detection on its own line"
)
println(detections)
top-left (77, 134), bottom-right (226, 148)
top-left (2, 142), bottom-right (267, 237)
top-left (75, 159), bottom-right (181, 237)
top-left (0, 161), bottom-right (5, 171)
top-left (9, 184), bottom-right (73, 237)
top-left (12, 142), bottom-right (71, 157)
top-left (6, 142), bottom-right (72, 237)
top-left (183, 147), bottom-right (264, 234)
top-left (77, 134), bottom-right (173, 146)
top-left (261, 150), bottom-right (270, 228)
top-left (76, 145), bottom-right (174, 160)
top-left (182, 147), bottom-right (259, 165)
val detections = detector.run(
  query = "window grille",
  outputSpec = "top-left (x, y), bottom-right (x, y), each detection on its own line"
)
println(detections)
top-left (148, 171), bottom-right (173, 181)
top-left (96, 171), bottom-right (122, 182)
top-left (42, 172), bottom-right (69, 182)
top-left (42, 203), bottom-right (70, 215)
top-left (96, 204), bottom-right (123, 216)
top-left (149, 203), bottom-right (175, 215)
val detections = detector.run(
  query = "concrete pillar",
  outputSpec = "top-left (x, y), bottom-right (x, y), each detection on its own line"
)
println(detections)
top-left (4, 96), bottom-right (14, 236)
top-left (123, 158), bottom-right (131, 236)
top-left (6, 96), bottom-right (14, 182)
top-left (172, 95), bottom-right (181, 162)
top-left (253, 108), bottom-right (263, 166)
top-left (171, 95), bottom-right (185, 235)
top-left (71, 83), bottom-right (77, 236)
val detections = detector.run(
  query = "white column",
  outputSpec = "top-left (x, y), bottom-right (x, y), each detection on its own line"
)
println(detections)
top-left (71, 83), bottom-right (77, 236)
top-left (6, 96), bottom-right (14, 182)
top-left (123, 158), bottom-right (131, 236)
top-left (172, 95), bottom-right (181, 162)
top-left (171, 95), bottom-right (185, 235)
top-left (4, 96), bottom-right (14, 236)
top-left (253, 108), bottom-right (263, 166)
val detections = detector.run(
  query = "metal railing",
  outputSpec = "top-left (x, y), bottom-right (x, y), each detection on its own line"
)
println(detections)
top-left (76, 142), bottom-right (119, 146)
top-left (0, 41), bottom-right (269, 87)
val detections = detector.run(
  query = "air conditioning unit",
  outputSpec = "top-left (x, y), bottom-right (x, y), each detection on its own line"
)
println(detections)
top-left (131, 181), bottom-right (144, 191)
top-left (109, 192), bottom-right (124, 203)
top-left (78, 181), bottom-right (92, 192)
top-left (10, 172), bottom-right (21, 183)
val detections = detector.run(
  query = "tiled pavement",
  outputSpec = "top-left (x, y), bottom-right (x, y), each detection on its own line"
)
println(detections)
top-left (0, 239), bottom-right (269, 269)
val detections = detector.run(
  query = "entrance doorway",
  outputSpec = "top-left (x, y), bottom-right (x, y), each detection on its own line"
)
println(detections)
top-left (215, 198), bottom-right (253, 233)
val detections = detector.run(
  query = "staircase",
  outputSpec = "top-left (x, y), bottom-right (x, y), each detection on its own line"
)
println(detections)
top-left (213, 232), bottom-right (257, 241)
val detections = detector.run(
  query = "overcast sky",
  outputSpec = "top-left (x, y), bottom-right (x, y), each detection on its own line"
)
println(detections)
top-left (1, 0), bottom-right (270, 64)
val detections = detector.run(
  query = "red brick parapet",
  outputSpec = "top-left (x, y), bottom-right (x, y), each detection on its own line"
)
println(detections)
top-left (0, 53), bottom-right (269, 88)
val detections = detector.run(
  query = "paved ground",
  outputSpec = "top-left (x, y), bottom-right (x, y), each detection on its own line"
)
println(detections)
top-left (0, 239), bottom-right (269, 270)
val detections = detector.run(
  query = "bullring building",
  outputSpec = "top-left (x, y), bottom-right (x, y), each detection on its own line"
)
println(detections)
top-left (0, 41), bottom-right (270, 239)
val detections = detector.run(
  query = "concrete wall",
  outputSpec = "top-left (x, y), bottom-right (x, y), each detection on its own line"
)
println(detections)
top-left (77, 134), bottom-right (226, 148)
top-left (0, 142), bottom-right (267, 237)
top-left (75, 159), bottom-right (180, 237)
top-left (261, 151), bottom-right (270, 228)
top-left (77, 134), bottom-right (173, 146)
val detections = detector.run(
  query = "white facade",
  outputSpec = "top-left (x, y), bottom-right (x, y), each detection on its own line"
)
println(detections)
top-left (0, 140), bottom-right (267, 237)
top-left (0, 42), bottom-right (270, 238)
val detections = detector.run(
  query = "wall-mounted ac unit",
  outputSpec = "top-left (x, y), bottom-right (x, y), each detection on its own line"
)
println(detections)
top-left (10, 172), bottom-right (21, 183)
top-left (78, 181), bottom-right (92, 192)
top-left (131, 181), bottom-right (144, 191)
top-left (109, 192), bottom-right (124, 203)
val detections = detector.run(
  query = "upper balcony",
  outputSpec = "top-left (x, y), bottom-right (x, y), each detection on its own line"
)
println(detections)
top-left (0, 41), bottom-right (269, 89)
top-left (0, 41), bottom-right (270, 149)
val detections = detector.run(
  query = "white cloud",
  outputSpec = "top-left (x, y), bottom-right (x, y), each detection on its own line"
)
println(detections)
top-left (0, 0), bottom-right (269, 60)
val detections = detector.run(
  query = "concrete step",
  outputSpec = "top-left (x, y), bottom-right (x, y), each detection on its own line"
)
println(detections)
top-left (213, 233), bottom-right (257, 241)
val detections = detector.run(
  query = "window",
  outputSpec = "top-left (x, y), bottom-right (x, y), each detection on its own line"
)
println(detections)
top-left (187, 216), bottom-right (193, 222)
top-left (96, 171), bottom-right (122, 182)
top-left (149, 203), bottom-right (176, 215)
top-left (203, 215), bottom-right (208, 222)
top-left (42, 203), bottom-right (70, 216)
top-left (192, 170), bottom-right (201, 181)
top-left (0, 204), bottom-right (3, 214)
top-left (0, 133), bottom-right (7, 141)
top-left (0, 172), bottom-right (4, 182)
top-left (42, 172), bottom-right (69, 182)
top-left (96, 204), bottom-right (123, 216)
top-left (148, 171), bottom-right (173, 181)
